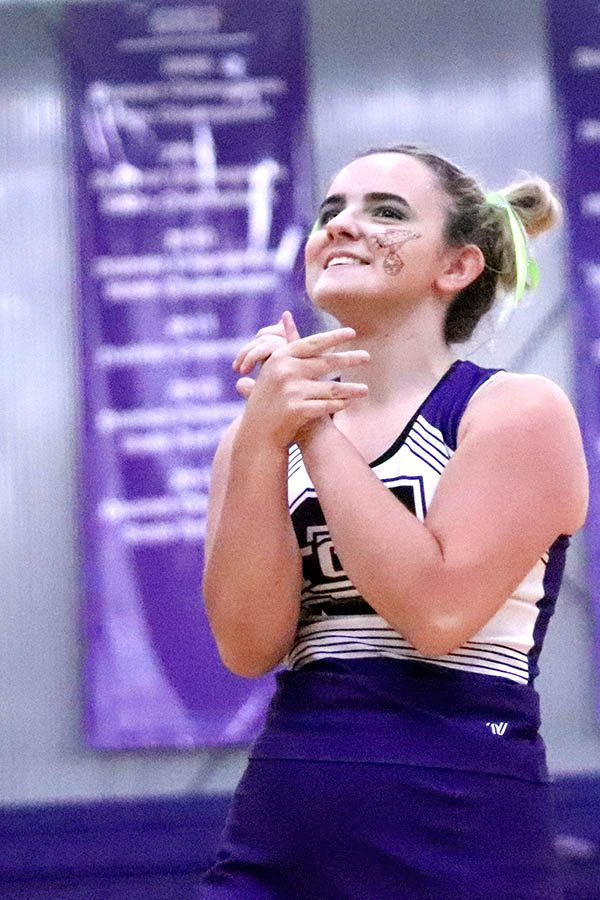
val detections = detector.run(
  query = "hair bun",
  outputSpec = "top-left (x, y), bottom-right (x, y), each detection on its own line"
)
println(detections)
top-left (503, 177), bottom-right (562, 237)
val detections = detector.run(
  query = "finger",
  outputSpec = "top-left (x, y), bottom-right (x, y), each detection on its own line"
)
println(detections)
top-left (256, 318), bottom-right (286, 338)
top-left (234, 333), bottom-right (285, 373)
top-left (238, 337), bottom-right (287, 374)
top-left (232, 342), bottom-right (255, 371)
top-left (282, 310), bottom-right (301, 343)
top-left (289, 327), bottom-right (357, 359)
top-left (300, 380), bottom-right (369, 401)
top-left (232, 320), bottom-right (286, 370)
top-left (296, 398), bottom-right (353, 418)
top-left (300, 349), bottom-right (370, 377)
top-left (235, 376), bottom-right (256, 398)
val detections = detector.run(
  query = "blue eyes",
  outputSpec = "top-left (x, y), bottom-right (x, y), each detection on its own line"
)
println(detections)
top-left (316, 205), bottom-right (406, 227)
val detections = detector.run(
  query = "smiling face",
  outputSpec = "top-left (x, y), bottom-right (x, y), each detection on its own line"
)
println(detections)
top-left (305, 152), bottom-right (455, 322)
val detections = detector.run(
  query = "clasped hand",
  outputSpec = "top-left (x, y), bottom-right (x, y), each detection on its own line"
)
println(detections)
top-left (232, 311), bottom-right (370, 448)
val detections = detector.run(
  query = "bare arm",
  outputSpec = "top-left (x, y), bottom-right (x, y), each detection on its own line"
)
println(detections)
top-left (203, 417), bottom-right (302, 678)
top-left (298, 374), bottom-right (588, 656)
top-left (203, 320), bottom-right (370, 677)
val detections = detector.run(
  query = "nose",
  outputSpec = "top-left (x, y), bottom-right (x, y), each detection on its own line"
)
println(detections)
top-left (324, 207), bottom-right (361, 240)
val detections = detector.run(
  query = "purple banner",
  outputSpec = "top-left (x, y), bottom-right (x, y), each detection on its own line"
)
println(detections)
top-left (61, 0), bottom-right (313, 748)
top-left (546, 2), bottom-right (600, 706)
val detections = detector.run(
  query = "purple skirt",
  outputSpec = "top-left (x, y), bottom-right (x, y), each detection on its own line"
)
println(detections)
top-left (199, 661), bottom-right (564, 899)
top-left (199, 758), bottom-right (563, 900)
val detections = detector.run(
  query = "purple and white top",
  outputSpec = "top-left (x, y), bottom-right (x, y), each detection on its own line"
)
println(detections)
top-left (250, 361), bottom-right (565, 781)
top-left (285, 359), bottom-right (568, 686)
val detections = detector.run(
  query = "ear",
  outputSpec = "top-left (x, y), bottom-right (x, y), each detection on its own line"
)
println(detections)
top-left (434, 244), bottom-right (485, 297)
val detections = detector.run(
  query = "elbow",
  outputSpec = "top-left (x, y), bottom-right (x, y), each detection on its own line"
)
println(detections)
top-left (412, 636), bottom-right (460, 658)
top-left (203, 591), bottom-right (289, 679)
top-left (222, 657), bottom-right (276, 679)
top-left (202, 568), bottom-right (297, 678)
top-left (202, 563), bottom-right (219, 607)
top-left (404, 615), bottom-right (465, 658)
top-left (398, 571), bottom-right (476, 658)
top-left (218, 643), bottom-right (282, 679)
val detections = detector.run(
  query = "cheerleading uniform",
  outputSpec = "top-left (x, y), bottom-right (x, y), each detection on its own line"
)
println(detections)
top-left (200, 360), bottom-right (566, 899)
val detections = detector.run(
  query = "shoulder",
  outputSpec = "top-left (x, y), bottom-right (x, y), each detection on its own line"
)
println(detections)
top-left (459, 372), bottom-right (588, 533)
top-left (462, 372), bottom-right (579, 434)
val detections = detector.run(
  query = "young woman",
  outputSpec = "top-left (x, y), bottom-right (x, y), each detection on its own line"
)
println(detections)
top-left (199, 145), bottom-right (588, 899)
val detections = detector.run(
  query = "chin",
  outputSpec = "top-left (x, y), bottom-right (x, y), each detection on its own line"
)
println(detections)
top-left (309, 285), bottom-right (365, 318)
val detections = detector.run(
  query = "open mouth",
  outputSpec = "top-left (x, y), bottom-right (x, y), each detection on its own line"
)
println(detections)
top-left (325, 255), bottom-right (369, 269)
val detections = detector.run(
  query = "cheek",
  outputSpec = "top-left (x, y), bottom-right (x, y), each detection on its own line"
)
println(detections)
top-left (304, 232), bottom-right (322, 266)
top-left (382, 252), bottom-right (405, 276)
top-left (304, 235), bottom-right (324, 291)
top-left (369, 229), bottom-right (421, 278)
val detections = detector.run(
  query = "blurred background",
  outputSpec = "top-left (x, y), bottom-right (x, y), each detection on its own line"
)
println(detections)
top-left (1, 0), bottom-right (599, 897)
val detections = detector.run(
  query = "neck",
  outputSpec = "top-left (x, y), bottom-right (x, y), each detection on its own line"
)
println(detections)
top-left (332, 302), bottom-right (457, 405)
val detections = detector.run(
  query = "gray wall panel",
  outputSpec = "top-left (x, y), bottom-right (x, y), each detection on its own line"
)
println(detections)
top-left (0, 0), bottom-right (597, 806)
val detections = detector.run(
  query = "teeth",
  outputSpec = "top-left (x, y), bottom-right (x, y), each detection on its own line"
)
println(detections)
top-left (327, 256), bottom-right (364, 268)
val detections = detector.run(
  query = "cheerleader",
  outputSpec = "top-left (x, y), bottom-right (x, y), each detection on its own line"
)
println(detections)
top-left (200, 145), bottom-right (587, 899)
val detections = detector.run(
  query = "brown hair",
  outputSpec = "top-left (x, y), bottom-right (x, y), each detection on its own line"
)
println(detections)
top-left (356, 144), bottom-right (562, 343)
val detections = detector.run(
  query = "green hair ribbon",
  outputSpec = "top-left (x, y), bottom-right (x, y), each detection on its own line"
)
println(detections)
top-left (309, 218), bottom-right (320, 237)
top-left (485, 191), bottom-right (539, 305)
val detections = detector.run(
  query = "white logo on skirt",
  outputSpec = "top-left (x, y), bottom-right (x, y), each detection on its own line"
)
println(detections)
top-left (486, 722), bottom-right (508, 735)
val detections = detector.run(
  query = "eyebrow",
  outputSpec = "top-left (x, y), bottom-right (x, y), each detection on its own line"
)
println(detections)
top-left (318, 192), bottom-right (412, 214)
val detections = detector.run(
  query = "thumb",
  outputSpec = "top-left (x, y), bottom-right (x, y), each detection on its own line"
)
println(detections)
top-left (282, 310), bottom-right (301, 343)
top-left (236, 376), bottom-right (256, 399)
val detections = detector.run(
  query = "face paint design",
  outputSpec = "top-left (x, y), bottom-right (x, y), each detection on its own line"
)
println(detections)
top-left (370, 229), bottom-right (421, 277)
top-left (383, 253), bottom-right (404, 276)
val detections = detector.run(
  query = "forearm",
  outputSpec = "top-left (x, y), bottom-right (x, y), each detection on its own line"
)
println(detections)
top-left (298, 420), bottom-right (458, 654)
top-left (294, 374), bottom-right (582, 658)
top-left (203, 421), bottom-right (301, 676)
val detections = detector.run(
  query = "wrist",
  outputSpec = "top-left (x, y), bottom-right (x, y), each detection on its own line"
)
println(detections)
top-left (296, 416), bottom-right (339, 458)
top-left (235, 412), bottom-right (291, 458)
